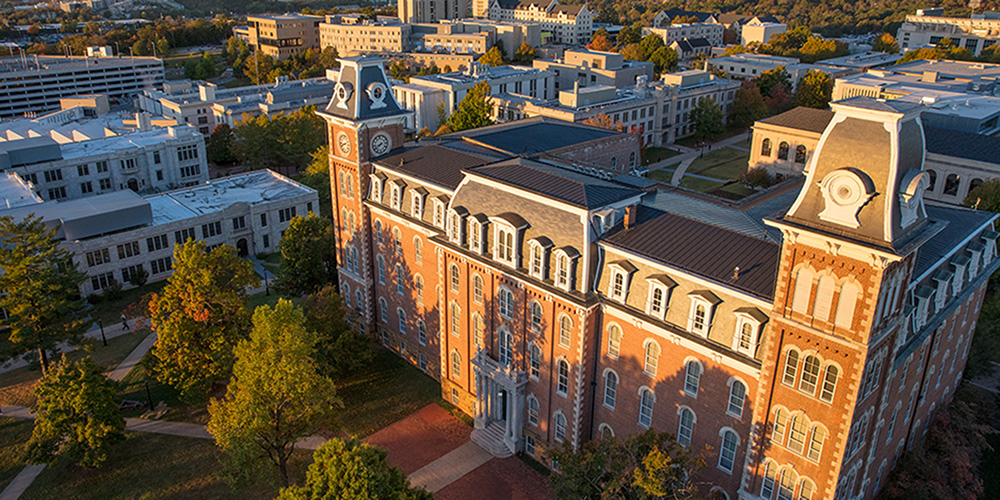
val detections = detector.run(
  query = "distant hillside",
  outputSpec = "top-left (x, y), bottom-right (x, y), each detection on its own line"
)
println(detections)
top-left (176, 0), bottom-right (376, 16)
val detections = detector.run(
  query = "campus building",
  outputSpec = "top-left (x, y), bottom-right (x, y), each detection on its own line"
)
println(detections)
top-left (532, 49), bottom-right (654, 91)
top-left (245, 14), bottom-right (324, 60)
top-left (486, 0), bottom-right (592, 45)
top-left (897, 8), bottom-right (1000, 55)
top-left (319, 15), bottom-right (414, 55)
top-left (643, 23), bottom-right (724, 48)
top-left (0, 169), bottom-right (317, 295)
top-left (321, 56), bottom-right (998, 499)
top-left (399, 0), bottom-right (469, 24)
top-left (0, 51), bottom-right (164, 120)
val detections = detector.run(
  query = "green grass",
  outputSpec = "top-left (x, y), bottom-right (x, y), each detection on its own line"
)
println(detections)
top-left (674, 127), bottom-right (747, 148)
top-left (88, 281), bottom-right (167, 328)
top-left (686, 147), bottom-right (749, 176)
top-left (0, 417), bottom-right (33, 492)
top-left (717, 182), bottom-right (756, 198)
top-left (642, 147), bottom-right (681, 165)
top-left (680, 176), bottom-right (725, 192)
top-left (701, 157), bottom-right (752, 181)
top-left (645, 169), bottom-right (675, 184)
top-left (334, 347), bottom-right (440, 438)
top-left (19, 432), bottom-right (311, 500)
top-left (731, 138), bottom-right (751, 150)
top-left (221, 77), bottom-right (252, 89)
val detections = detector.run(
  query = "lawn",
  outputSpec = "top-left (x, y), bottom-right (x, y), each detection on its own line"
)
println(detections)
top-left (87, 281), bottom-right (167, 328)
top-left (334, 347), bottom-right (441, 438)
top-left (0, 417), bottom-right (33, 492)
top-left (645, 168), bottom-right (675, 184)
top-left (717, 182), bottom-right (756, 198)
top-left (0, 332), bottom-right (148, 407)
top-left (674, 127), bottom-right (747, 148)
top-left (680, 176), bottom-right (725, 192)
top-left (221, 77), bottom-right (252, 89)
top-left (642, 147), bottom-right (681, 165)
top-left (685, 147), bottom-right (750, 178)
top-left (19, 432), bottom-right (311, 500)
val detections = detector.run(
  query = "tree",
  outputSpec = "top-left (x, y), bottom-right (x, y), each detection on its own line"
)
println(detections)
top-left (588, 34), bottom-right (614, 52)
top-left (582, 113), bottom-right (625, 132)
top-left (298, 145), bottom-right (331, 218)
top-left (794, 69), bottom-right (833, 109)
top-left (729, 80), bottom-right (768, 128)
top-left (276, 438), bottom-right (432, 500)
top-left (148, 240), bottom-right (258, 399)
top-left (447, 81), bottom-right (494, 132)
top-left (275, 213), bottom-right (337, 296)
top-left (616, 25), bottom-right (642, 46)
top-left (206, 123), bottom-right (236, 164)
top-left (208, 300), bottom-right (339, 487)
top-left (741, 166), bottom-right (774, 190)
top-left (27, 356), bottom-right (125, 467)
top-left (965, 179), bottom-right (1000, 212)
top-left (547, 430), bottom-right (703, 499)
top-left (513, 41), bottom-right (537, 63)
top-left (689, 97), bottom-right (725, 141)
top-left (304, 286), bottom-right (371, 378)
top-left (639, 34), bottom-right (665, 60)
top-left (872, 33), bottom-right (900, 54)
top-left (619, 43), bottom-right (644, 62)
top-left (755, 65), bottom-right (792, 96)
top-left (0, 214), bottom-right (89, 374)
top-left (480, 46), bottom-right (504, 67)
top-left (765, 82), bottom-right (795, 115)
top-left (649, 47), bottom-right (678, 75)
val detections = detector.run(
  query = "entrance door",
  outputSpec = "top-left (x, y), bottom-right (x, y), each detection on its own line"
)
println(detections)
top-left (127, 178), bottom-right (139, 191)
top-left (236, 238), bottom-right (248, 257)
top-left (499, 389), bottom-right (508, 421)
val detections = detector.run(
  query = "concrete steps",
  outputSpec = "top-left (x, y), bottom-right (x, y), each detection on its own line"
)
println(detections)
top-left (471, 422), bottom-right (513, 458)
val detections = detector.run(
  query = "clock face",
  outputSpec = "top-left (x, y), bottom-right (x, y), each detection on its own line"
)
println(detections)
top-left (337, 132), bottom-right (351, 155)
top-left (371, 133), bottom-right (391, 157)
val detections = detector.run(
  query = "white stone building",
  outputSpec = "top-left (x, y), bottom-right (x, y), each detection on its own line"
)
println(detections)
top-left (486, 0), bottom-right (592, 45)
top-left (897, 9), bottom-right (1000, 55)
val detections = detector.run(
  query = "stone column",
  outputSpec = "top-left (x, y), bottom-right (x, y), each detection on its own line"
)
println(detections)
top-left (505, 383), bottom-right (513, 440)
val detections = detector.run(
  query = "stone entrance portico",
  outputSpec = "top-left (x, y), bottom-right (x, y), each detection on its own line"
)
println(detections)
top-left (470, 350), bottom-right (527, 458)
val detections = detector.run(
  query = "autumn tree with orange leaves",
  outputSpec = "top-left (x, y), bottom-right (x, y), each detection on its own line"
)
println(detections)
top-left (583, 113), bottom-right (625, 132)
top-left (148, 239), bottom-right (259, 399)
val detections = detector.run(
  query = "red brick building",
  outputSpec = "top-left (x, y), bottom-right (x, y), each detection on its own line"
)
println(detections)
top-left (318, 57), bottom-right (1000, 500)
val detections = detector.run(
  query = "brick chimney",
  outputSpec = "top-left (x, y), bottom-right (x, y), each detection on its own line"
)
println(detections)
top-left (624, 205), bottom-right (638, 229)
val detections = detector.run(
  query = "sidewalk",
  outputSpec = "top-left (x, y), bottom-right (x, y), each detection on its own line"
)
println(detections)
top-left (106, 332), bottom-right (157, 382)
top-left (408, 441), bottom-right (493, 493)
top-left (0, 465), bottom-right (45, 500)
top-left (644, 132), bottom-right (749, 186)
top-left (0, 318), bottom-right (147, 375)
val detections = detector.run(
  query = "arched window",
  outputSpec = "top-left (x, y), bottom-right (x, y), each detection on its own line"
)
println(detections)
top-left (392, 227), bottom-right (402, 254)
top-left (693, 304), bottom-right (707, 331)
top-left (473, 314), bottom-right (484, 348)
top-left (607, 325), bottom-right (621, 358)
top-left (600, 424), bottom-right (614, 439)
top-left (944, 173), bottom-right (960, 196)
top-left (610, 156), bottom-right (617, 169)
top-left (799, 355), bottom-right (820, 394)
top-left (782, 350), bottom-right (799, 386)
top-left (719, 430), bottom-right (738, 473)
top-left (343, 284), bottom-right (352, 307)
top-left (638, 388), bottom-right (654, 428)
top-left (379, 297), bottom-right (388, 323)
top-left (807, 425), bottom-right (826, 461)
top-left (375, 220), bottom-right (384, 244)
top-left (350, 247), bottom-right (359, 274)
top-left (499, 330), bottom-right (513, 367)
top-left (529, 301), bottom-right (543, 332)
top-left (813, 275), bottom-right (836, 322)
top-left (820, 365), bottom-right (839, 403)
top-left (451, 350), bottom-right (461, 378)
top-left (554, 413), bottom-right (567, 442)
top-left (603, 371), bottom-right (617, 409)
top-left (449, 264), bottom-right (460, 293)
top-left (498, 288), bottom-right (514, 318)
top-left (678, 407), bottom-right (694, 446)
top-left (527, 395), bottom-right (539, 425)
top-left (415, 275), bottom-right (425, 304)
top-left (398, 308), bottom-right (407, 334)
top-left (556, 254), bottom-right (571, 289)
top-left (777, 141), bottom-right (789, 160)
top-left (926, 169), bottom-right (937, 191)
top-left (643, 341), bottom-right (660, 376)
top-left (773, 408), bottom-right (788, 444)
top-left (417, 320), bottom-right (427, 345)
top-left (559, 315), bottom-right (572, 348)
top-left (413, 237), bottom-right (423, 264)
top-left (776, 469), bottom-right (797, 500)
top-left (728, 380), bottom-right (746, 417)
top-left (794, 145), bottom-right (807, 163)
top-left (761, 461), bottom-right (776, 498)
top-left (395, 264), bottom-right (405, 295)
top-left (787, 415), bottom-right (807, 454)
top-left (737, 321), bottom-right (755, 355)
top-left (629, 151), bottom-right (636, 168)
top-left (761, 138), bottom-right (772, 157)
top-left (557, 359), bottom-right (569, 395)
top-left (529, 343), bottom-right (541, 379)
top-left (377, 255), bottom-right (386, 284)
top-left (835, 282), bottom-right (859, 328)
top-left (799, 479), bottom-right (816, 500)
top-left (792, 267), bottom-right (814, 313)
top-left (472, 274), bottom-right (483, 304)
top-left (684, 360), bottom-right (701, 396)
top-left (355, 290), bottom-right (363, 313)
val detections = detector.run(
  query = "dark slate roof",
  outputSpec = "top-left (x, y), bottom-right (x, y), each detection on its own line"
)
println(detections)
top-left (757, 107), bottom-right (834, 134)
top-left (658, 9), bottom-right (716, 22)
top-left (457, 120), bottom-right (619, 155)
top-left (924, 126), bottom-right (1000, 164)
top-left (834, 96), bottom-right (922, 113)
top-left (914, 202), bottom-right (997, 279)
top-left (470, 158), bottom-right (642, 208)
top-left (604, 205), bottom-right (781, 299)
top-left (687, 37), bottom-right (712, 48)
top-left (377, 144), bottom-right (495, 189)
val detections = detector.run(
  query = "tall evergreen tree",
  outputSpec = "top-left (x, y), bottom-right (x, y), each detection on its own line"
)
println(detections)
top-left (447, 81), bottom-right (494, 132)
top-left (275, 213), bottom-right (337, 296)
top-left (690, 97), bottom-right (725, 141)
top-left (0, 214), bottom-right (88, 373)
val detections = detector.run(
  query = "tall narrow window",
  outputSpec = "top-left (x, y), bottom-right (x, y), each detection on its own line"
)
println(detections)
top-left (813, 275), bottom-right (836, 322)
top-left (643, 342), bottom-right (660, 376)
top-left (761, 138), bottom-right (772, 157)
top-left (415, 275), bottom-right (425, 304)
top-left (529, 302), bottom-right (543, 331)
top-left (499, 288), bottom-right (514, 318)
top-left (557, 360), bottom-right (569, 395)
top-left (820, 365), bottom-right (839, 402)
top-left (782, 350), bottom-right (799, 386)
top-left (450, 265), bottom-right (460, 293)
top-left (556, 255), bottom-right (570, 289)
top-left (693, 304), bottom-right (706, 332)
top-left (777, 141), bottom-right (789, 160)
top-left (649, 286), bottom-right (665, 316)
top-left (554, 414), bottom-right (566, 442)
top-left (728, 381), bottom-right (746, 417)
top-left (395, 264), bottom-right (404, 295)
top-left (528, 396), bottom-right (539, 425)
top-left (684, 360), bottom-right (701, 396)
top-left (776, 469), bottom-right (796, 500)
top-left (607, 325), bottom-right (621, 358)
top-left (719, 430), bottom-right (738, 473)
top-left (499, 330), bottom-right (513, 367)
top-left (451, 351), bottom-right (461, 378)
top-left (398, 309), bottom-right (407, 334)
top-left (787, 415), bottom-right (806, 454)
top-left (473, 314), bottom-right (484, 348)
top-left (392, 227), bottom-right (402, 254)
top-left (529, 344), bottom-right (541, 379)
top-left (638, 388), bottom-right (654, 428)
top-left (737, 321), bottom-right (755, 356)
top-left (379, 298), bottom-right (388, 323)
top-left (678, 408), bottom-right (694, 446)
top-left (807, 426), bottom-right (826, 461)
top-left (450, 303), bottom-right (460, 336)
top-left (414, 237), bottom-right (423, 264)
top-left (603, 371), bottom-right (617, 409)
top-left (761, 462), bottom-right (776, 498)
top-left (377, 255), bottom-right (385, 285)
top-left (559, 315), bottom-right (572, 348)
top-left (773, 408), bottom-right (788, 444)
top-left (835, 282), bottom-right (859, 328)
top-left (792, 268), bottom-right (814, 313)
top-left (473, 275), bottom-right (484, 304)
top-left (799, 355), bottom-right (820, 395)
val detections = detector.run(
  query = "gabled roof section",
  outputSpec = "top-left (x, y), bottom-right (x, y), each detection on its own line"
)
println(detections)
top-left (923, 126), bottom-right (1000, 164)
top-left (915, 202), bottom-right (997, 279)
top-left (603, 205), bottom-right (780, 300)
top-left (376, 144), bottom-right (496, 189)
top-left (757, 106), bottom-right (834, 134)
top-left (469, 158), bottom-right (642, 209)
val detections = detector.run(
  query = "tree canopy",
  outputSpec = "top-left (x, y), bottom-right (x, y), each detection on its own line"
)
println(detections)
top-left (965, 179), bottom-right (1000, 213)
top-left (303, 286), bottom-right (371, 378)
top-left (794, 69), bottom-right (834, 109)
top-left (513, 41), bottom-right (537, 63)
top-left (479, 46), bottom-right (505, 67)
top-left (275, 213), bottom-right (338, 296)
top-left (872, 33), bottom-right (900, 54)
top-left (547, 429), bottom-right (703, 499)
top-left (298, 145), bottom-right (332, 218)
top-left (447, 81), bottom-right (494, 132)
top-left (0, 214), bottom-right (89, 373)
top-left (689, 97), bottom-right (725, 141)
top-left (729, 79), bottom-right (768, 128)
top-left (27, 356), bottom-right (125, 467)
top-left (148, 240), bottom-right (258, 399)
top-left (276, 438), bottom-right (432, 500)
top-left (208, 299), bottom-right (340, 487)
top-left (231, 106), bottom-right (326, 170)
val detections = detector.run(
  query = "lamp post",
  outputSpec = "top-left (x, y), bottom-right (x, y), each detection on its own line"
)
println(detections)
top-left (98, 318), bottom-right (107, 346)
top-left (144, 378), bottom-right (154, 412)
top-left (264, 268), bottom-right (270, 296)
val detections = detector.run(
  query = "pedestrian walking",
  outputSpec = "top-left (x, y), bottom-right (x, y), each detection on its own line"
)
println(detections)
top-left (121, 313), bottom-right (130, 331)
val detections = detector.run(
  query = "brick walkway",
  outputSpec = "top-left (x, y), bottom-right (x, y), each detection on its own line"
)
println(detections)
top-left (362, 404), bottom-right (470, 475)
top-left (436, 455), bottom-right (554, 500)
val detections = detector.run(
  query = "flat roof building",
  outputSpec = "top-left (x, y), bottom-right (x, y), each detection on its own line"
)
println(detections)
top-left (643, 23), bottom-right (724, 48)
top-left (245, 14), bottom-right (324, 60)
top-left (707, 53), bottom-right (854, 90)
top-left (897, 9), bottom-right (1000, 55)
top-left (533, 48), bottom-right (654, 92)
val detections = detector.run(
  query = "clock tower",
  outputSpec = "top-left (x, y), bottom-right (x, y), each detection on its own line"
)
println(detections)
top-left (316, 56), bottom-right (410, 331)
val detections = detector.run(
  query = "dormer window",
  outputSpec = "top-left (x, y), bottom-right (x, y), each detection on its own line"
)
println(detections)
top-left (389, 180), bottom-right (405, 210)
top-left (447, 207), bottom-right (468, 245)
top-left (606, 260), bottom-right (636, 303)
top-left (932, 269), bottom-right (952, 312)
top-left (914, 285), bottom-right (934, 329)
top-left (951, 254), bottom-right (969, 296)
top-left (370, 172), bottom-right (387, 202)
top-left (687, 290), bottom-right (721, 337)
top-left (432, 196), bottom-right (448, 229)
top-left (554, 247), bottom-right (580, 292)
top-left (528, 237), bottom-right (553, 280)
top-left (733, 307), bottom-right (768, 357)
top-left (984, 230), bottom-right (999, 265)
top-left (645, 274), bottom-right (676, 320)
top-left (410, 187), bottom-right (427, 219)
top-left (468, 215), bottom-right (488, 254)
top-left (489, 213), bottom-right (529, 269)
